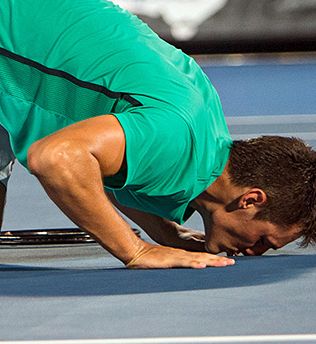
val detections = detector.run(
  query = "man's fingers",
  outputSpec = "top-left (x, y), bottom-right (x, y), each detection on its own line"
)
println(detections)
top-left (178, 228), bottom-right (205, 242)
top-left (203, 255), bottom-right (235, 267)
top-left (189, 260), bottom-right (207, 269)
top-left (126, 245), bottom-right (235, 269)
top-left (177, 252), bottom-right (235, 269)
top-left (210, 257), bottom-right (235, 267)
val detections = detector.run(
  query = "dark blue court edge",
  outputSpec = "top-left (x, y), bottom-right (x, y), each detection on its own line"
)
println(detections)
top-left (0, 47), bottom-right (142, 107)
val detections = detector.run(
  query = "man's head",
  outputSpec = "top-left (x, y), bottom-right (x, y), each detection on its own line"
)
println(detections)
top-left (192, 136), bottom-right (316, 256)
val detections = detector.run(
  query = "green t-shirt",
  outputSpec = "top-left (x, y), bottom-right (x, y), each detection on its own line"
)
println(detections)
top-left (0, 0), bottom-right (232, 224)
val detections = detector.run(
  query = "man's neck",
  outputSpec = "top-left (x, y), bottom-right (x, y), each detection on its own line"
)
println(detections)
top-left (191, 166), bottom-right (247, 215)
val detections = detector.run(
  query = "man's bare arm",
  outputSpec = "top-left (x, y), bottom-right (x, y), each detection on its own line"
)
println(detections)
top-left (28, 115), bottom-right (144, 264)
top-left (108, 192), bottom-right (205, 252)
top-left (27, 115), bottom-right (234, 268)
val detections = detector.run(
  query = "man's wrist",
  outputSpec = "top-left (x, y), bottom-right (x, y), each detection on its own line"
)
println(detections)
top-left (123, 240), bottom-right (154, 266)
top-left (125, 241), bottom-right (155, 267)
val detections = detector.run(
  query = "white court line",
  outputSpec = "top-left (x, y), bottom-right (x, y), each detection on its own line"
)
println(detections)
top-left (226, 114), bottom-right (316, 125)
top-left (2, 334), bottom-right (316, 344)
top-left (226, 114), bottom-right (316, 142)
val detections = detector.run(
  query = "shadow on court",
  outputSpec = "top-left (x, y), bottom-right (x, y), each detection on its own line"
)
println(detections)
top-left (0, 254), bottom-right (315, 297)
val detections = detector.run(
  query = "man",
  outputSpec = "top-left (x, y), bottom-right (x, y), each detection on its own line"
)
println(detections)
top-left (0, 0), bottom-right (315, 269)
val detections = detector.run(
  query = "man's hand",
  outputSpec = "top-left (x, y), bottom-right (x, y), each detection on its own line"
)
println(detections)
top-left (126, 243), bottom-right (235, 269)
top-left (177, 227), bottom-right (205, 242)
top-left (174, 226), bottom-right (206, 251)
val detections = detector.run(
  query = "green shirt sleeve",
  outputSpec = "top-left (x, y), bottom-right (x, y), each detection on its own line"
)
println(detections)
top-left (105, 106), bottom-right (198, 223)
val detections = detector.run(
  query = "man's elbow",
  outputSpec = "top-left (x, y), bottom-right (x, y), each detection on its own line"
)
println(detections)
top-left (27, 139), bottom-right (86, 177)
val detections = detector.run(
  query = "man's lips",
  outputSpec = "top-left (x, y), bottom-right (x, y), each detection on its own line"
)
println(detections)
top-left (205, 243), bottom-right (241, 256)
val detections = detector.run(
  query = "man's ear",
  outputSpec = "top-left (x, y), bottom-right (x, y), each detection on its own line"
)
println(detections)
top-left (239, 188), bottom-right (267, 209)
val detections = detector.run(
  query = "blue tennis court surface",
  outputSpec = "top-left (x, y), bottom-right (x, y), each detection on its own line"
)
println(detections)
top-left (0, 55), bottom-right (315, 343)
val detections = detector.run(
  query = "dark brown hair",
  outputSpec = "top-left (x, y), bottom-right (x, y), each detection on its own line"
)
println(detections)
top-left (228, 136), bottom-right (316, 246)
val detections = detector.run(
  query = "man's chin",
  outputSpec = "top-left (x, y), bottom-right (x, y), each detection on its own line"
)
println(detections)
top-left (204, 242), bottom-right (221, 254)
top-left (205, 242), bottom-right (239, 256)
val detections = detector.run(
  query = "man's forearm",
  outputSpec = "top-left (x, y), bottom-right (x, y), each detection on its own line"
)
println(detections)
top-left (108, 192), bottom-right (173, 244)
top-left (108, 193), bottom-right (205, 251)
top-left (28, 143), bottom-right (147, 265)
